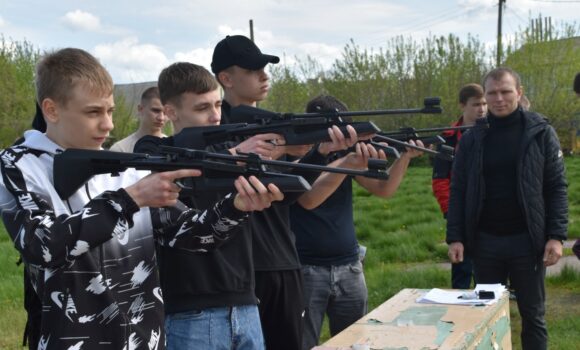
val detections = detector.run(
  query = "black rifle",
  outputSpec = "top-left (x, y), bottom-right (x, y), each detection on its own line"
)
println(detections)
top-left (172, 119), bottom-right (380, 149)
top-left (200, 97), bottom-right (441, 146)
top-left (372, 122), bottom-right (489, 160)
top-left (54, 146), bottom-right (390, 199)
top-left (371, 134), bottom-right (454, 161)
top-left (230, 97), bottom-right (442, 123)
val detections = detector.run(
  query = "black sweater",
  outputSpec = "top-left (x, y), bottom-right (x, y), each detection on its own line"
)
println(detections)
top-left (134, 135), bottom-right (257, 313)
top-left (221, 100), bottom-right (328, 271)
top-left (478, 109), bottom-right (527, 235)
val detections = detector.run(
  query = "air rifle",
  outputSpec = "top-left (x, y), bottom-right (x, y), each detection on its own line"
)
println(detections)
top-left (230, 97), bottom-right (442, 123)
top-left (173, 117), bottom-right (380, 149)
top-left (373, 121), bottom-right (490, 160)
top-left (54, 146), bottom-right (390, 199)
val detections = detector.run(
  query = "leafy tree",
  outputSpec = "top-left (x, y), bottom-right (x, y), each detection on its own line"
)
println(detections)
top-left (0, 36), bottom-right (38, 147)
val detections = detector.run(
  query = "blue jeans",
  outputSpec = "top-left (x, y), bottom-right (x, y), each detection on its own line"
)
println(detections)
top-left (301, 261), bottom-right (368, 350)
top-left (165, 305), bottom-right (264, 350)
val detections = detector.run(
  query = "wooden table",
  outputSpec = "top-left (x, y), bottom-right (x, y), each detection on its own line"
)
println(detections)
top-left (316, 288), bottom-right (511, 350)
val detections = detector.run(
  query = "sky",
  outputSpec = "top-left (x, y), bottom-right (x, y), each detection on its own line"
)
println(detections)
top-left (1, 0), bottom-right (579, 84)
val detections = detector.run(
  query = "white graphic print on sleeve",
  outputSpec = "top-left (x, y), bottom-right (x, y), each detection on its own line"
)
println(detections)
top-left (78, 314), bottom-right (96, 323)
top-left (50, 291), bottom-right (78, 322)
top-left (130, 261), bottom-right (153, 289)
top-left (67, 340), bottom-right (84, 350)
top-left (98, 302), bottom-right (120, 324)
top-left (123, 332), bottom-right (142, 350)
top-left (107, 199), bottom-right (123, 213)
top-left (70, 240), bottom-right (90, 256)
top-left (148, 328), bottom-right (161, 350)
top-left (152, 287), bottom-right (163, 303)
top-left (167, 221), bottom-right (189, 247)
top-left (42, 245), bottom-right (52, 263)
top-left (213, 216), bottom-right (240, 232)
top-left (38, 335), bottom-right (50, 350)
top-left (128, 294), bottom-right (145, 324)
top-left (112, 218), bottom-right (130, 245)
top-left (86, 274), bottom-right (117, 295)
top-left (62, 207), bottom-right (99, 223)
top-left (17, 192), bottom-right (38, 210)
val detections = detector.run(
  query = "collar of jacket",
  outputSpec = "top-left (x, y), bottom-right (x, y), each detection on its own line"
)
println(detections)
top-left (473, 108), bottom-right (547, 141)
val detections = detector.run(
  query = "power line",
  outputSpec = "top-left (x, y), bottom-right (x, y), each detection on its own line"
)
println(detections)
top-left (358, 6), bottom-right (470, 48)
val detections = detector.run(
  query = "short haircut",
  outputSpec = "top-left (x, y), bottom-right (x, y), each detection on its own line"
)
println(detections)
top-left (157, 62), bottom-right (219, 106)
top-left (482, 67), bottom-right (522, 90)
top-left (306, 95), bottom-right (349, 113)
top-left (458, 83), bottom-right (484, 104)
top-left (574, 72), bottom-right (580, 94)
top-left (520, 95), bottom-right (531, 110)
top-left (35, 48), bottom-right (113, 106)
top-left (140, 86), bottom-right (160, 104)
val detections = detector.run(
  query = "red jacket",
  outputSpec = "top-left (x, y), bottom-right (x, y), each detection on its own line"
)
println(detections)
top-left (432, 117), bottom-right (464, 215)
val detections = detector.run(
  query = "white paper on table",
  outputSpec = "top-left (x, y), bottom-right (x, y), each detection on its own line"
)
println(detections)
top-left (416, 285), bottom-right (505, 306)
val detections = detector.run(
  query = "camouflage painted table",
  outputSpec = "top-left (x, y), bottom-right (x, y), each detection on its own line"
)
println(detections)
top-left (317, 288), bottom-right (511, 350)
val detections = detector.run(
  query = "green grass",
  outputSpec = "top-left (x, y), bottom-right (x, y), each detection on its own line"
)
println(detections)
top-left (0, 229), bottom-right (26, 349)
top-left (1, 157), bottom-right (579, 349)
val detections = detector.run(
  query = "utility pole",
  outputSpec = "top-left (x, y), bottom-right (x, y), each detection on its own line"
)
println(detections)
top-left (249, 19), bottom-right (255, 42)
top-left (496, 0), bottom-right (506, 67)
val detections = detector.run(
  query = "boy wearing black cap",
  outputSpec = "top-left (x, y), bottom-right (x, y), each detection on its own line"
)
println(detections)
top-left (211, 35), bottom-right (279, 118)
top-left (211, 35), bottom-right (359, 350)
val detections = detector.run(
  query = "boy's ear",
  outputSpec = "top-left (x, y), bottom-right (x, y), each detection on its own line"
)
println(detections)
top-left (217, 71), bottom-right (232, 88)
top-left (164, 104), bottom-right (178, 122)
top-left (41, 98), bottom-right (58, 123)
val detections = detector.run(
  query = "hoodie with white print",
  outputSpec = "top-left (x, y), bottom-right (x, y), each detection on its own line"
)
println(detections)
top-left (0, 130), bottom-right (248, 350)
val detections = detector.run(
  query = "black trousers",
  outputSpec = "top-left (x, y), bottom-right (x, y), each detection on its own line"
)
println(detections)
top-left (451, 255), bottom-right (474, 289)
top-left (255, 269), bottom-right (305, 350)
top-left (474, 232), bottom-right (547, 350)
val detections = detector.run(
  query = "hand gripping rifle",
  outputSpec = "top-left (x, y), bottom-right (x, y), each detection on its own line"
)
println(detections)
top-left (53, 146), bottom-right (390, 199)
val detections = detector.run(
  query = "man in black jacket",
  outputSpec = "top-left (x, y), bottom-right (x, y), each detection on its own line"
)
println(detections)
top-left (446, 67), bottom-right (567, 350)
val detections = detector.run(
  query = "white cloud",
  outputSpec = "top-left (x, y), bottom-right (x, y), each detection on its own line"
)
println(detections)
top-left (0, 15), bottom-right (5, 27)
top-left (174, 48), bottom-right (214, 71)
top-left (61, 10), bottom-right (101, 32)
top-left (94, 37), bottom-right (169, 83)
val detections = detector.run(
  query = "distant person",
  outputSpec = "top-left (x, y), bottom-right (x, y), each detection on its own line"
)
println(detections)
top-left (447, 67), bottom-right (568, 350)
top-left (432, 83), bottom-right (487, 289)
top-left (291, 95), bottom-right (423, 350)
top-left (109, 86), bottom-right (167, 152)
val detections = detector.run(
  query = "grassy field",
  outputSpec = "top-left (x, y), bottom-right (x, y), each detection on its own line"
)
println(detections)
top-left (0, 158), bottom-right (579, 349)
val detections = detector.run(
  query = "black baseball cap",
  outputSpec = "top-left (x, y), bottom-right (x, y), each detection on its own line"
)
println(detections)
top-left (211, 35), bottom-right (280, 74)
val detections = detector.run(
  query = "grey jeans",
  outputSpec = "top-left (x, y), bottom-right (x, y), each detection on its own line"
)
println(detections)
top-left (301, 261), bottom-right (368, 350)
